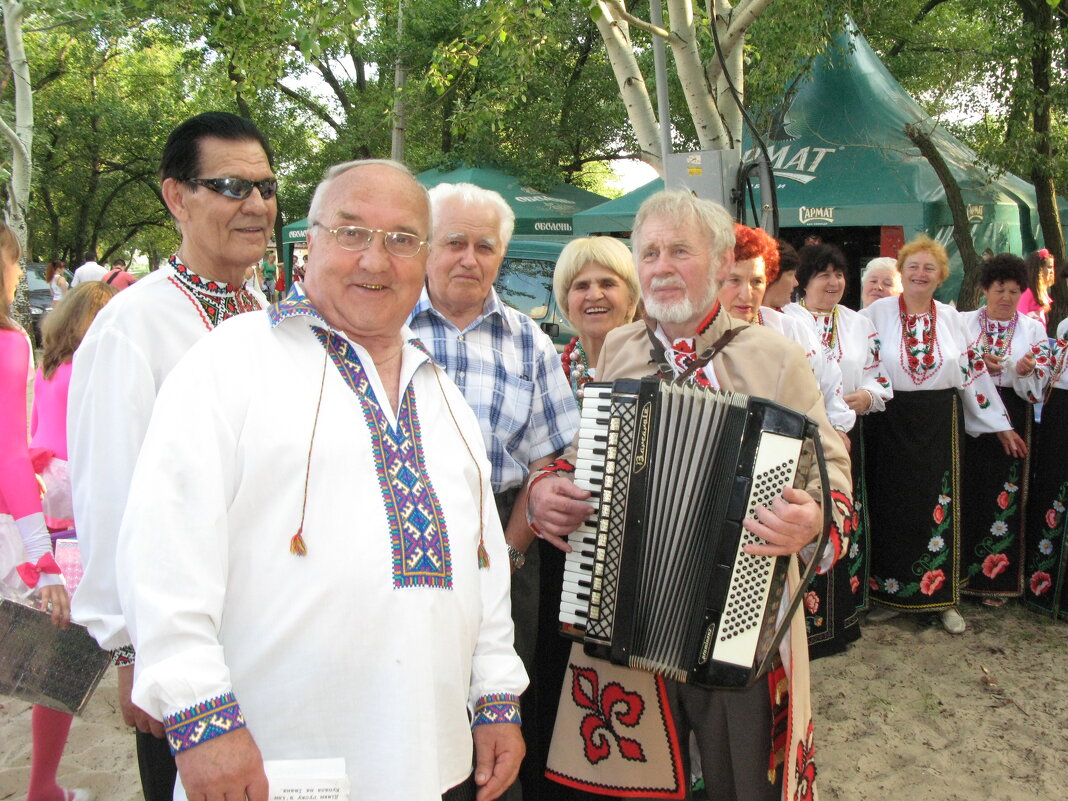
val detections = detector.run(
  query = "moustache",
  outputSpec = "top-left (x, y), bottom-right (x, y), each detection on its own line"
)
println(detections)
top-left (649, 276), bottom-right (687, 291)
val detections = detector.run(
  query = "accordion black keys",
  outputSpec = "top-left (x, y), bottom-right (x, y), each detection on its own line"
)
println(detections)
top-left (560, 377), bottom-right (830, 689)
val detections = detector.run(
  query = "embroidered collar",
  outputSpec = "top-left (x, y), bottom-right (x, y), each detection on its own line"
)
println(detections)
top-left (311, 326), bottom-right (455, 588)
top-left (169, 256), bottom-right (246, 294)
top-left (268, 283), bottom-right (326, 327)
top-left (695, 302), bottom-right (721, 336)
top-left (167, 255), bottom-right (260, 330)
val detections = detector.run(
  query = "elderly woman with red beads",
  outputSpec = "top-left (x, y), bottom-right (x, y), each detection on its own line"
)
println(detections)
top-left (779, 241), bottom-right (894, 655)
top-left (861, 235), bottom-right (1024, 635)
top-left (552, 237), bottom-right (640, 398)
top-left (958, 254), bottom-right (1047, 606)
top-left (722, 225), bottom-right (856, 446)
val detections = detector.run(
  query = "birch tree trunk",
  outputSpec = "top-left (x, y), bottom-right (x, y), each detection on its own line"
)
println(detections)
top-left (594, 0), bottom-right (778, 170)
top-left (593, 2), bottom-right (663, 171)
top-left (1, 1), bottom-right (33, 330)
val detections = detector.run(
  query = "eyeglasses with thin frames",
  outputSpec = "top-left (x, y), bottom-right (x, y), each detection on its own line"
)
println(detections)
top-left (185, 177), bottom-right (279, 200)
top-left (316, 224), bottom-right (428, 258)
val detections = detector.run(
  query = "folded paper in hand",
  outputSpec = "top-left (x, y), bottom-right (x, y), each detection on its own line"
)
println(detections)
top-left (265, 758), bottom-right (350, 801)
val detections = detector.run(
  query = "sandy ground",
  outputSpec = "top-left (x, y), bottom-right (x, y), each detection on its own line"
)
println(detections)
top-left (1, 601), bottom-right (1065, 801)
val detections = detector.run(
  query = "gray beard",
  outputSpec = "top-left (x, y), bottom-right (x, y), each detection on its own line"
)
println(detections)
top-left (643, 277), bottom-right (720, 327)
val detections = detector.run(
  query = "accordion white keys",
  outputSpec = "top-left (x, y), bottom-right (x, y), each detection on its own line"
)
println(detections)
top-left (560, 377), bottom-right (831, 689)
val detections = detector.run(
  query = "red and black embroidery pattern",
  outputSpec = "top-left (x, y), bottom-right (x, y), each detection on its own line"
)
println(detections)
top-left (570, 664), bottom-right (648, 764)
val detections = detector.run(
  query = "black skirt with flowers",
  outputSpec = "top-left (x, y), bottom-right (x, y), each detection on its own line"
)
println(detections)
top-left (1022, 387), bottom-right (1068, 619)
top-left (961, 387), bottom-right (1032, 598)
top-left (803, 422), bottom-right (864, 658)
top-left (864, 388), bottom-right (963, 611)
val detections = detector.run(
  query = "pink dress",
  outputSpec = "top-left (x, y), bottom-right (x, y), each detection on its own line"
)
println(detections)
top-left (0, 327), bottom-right (54, 584)
top-left (1018, 288), bottom-right (1048, 327)
top-left (30, 362), bottom-right (74, 529)
top-left (0, 328), bottom-right (40, 520)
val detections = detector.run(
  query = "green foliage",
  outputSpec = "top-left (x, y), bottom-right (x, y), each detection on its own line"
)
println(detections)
top-left (859, 0), bottom-right (1067, 258)
top-left (12, 13), bottom-right (322, 261)
top-left (742, 0), bottom-right (854, 130)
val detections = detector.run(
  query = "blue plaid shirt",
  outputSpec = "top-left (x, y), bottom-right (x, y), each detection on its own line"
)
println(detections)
top-left (408, 287), bottom-right (579, 492)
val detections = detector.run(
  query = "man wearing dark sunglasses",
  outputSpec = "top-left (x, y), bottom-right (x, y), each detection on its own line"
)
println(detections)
top-left (69, 111), bottom-right (277, 801)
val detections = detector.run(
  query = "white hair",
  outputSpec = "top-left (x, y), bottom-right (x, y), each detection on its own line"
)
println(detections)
top-left (861, 256), bottom-right (899, 282)
top-left (631, 190), bottom-right (736, 263)
top-left (427, 182), bottom-right (515, 248)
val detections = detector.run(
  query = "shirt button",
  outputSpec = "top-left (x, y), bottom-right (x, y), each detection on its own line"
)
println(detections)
top-left (457, 334), bottom-right (465, 342)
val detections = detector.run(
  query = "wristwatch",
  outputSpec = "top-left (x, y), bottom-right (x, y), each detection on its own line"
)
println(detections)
top-left (506, 544), bottom-right (527, 570)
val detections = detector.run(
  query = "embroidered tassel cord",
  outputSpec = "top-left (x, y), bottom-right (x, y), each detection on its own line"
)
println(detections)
top-left (291, 342), bottom-right (330, 556)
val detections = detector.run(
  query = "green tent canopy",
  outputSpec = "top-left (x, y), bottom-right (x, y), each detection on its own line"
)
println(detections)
top-left (415, 165), bottom-right (607, 237)
top-left (278, 165), bottom-right (607, 281)
top-left (573, 21), bottom-right (1065, 302)
top-left (572, 179), bottom-right (663, 236)
top-left (741, 21), bottom-right (1051, 299)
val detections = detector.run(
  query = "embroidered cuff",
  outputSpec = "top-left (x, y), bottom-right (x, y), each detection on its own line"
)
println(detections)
top-left (164, 692), bottom-right (246, 755)
top-left (112, 645), bottom-right (136, 667)
top-left (472, 692), bottom-right (522, 727)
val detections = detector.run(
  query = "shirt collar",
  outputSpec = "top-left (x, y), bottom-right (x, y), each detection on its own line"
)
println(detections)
top-left (169, 254), bottom-right (246, 295)
top-left (410, 285), bottom-right (514, 334)
top-left (269, 283), bottom-right (430, 363)
top-left (267, 283), bottom-right (322, 327)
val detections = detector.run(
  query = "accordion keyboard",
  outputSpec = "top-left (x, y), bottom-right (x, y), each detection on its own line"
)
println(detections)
top-left (559, 385), bottom-right (614, 631)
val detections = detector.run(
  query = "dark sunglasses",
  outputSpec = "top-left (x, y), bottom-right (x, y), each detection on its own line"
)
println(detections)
top-left (185, 177), bottom-right (279, 200)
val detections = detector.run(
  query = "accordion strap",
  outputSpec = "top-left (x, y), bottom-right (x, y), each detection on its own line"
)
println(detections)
top-left (646, 324), bottom-right (745, 384)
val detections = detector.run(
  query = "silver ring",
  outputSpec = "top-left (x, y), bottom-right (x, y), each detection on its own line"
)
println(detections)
top-left (46, 602), bottom-right (54, 611)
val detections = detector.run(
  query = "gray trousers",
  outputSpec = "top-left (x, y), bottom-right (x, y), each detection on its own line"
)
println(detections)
top-left (664, 678), bottom-right (782, 801)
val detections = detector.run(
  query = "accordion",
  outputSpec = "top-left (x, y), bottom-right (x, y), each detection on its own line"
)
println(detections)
top-left (559, 377), bottom-right (830, 689)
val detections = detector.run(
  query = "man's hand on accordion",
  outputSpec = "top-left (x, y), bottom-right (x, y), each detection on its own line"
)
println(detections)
top-left (742, 486), bottom-right (822, 557)
top-left (526, 474), bottom-right (594, 553)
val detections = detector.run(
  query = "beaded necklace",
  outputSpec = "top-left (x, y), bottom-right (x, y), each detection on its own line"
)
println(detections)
top-left (562, 336), bottom-right (592, 396)
top-left (800, 298), bottom-right (842, 362)
top-left (977, 308), bottom-right (1017, 362)
top-left (898, 296), bottom-right (941, 385)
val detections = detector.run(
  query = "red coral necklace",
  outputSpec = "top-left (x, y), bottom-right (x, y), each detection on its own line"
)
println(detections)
top-left (899, 296), bottom-right (941, 385)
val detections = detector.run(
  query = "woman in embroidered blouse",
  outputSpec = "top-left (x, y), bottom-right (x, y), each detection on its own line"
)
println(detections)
top-left (957, 255), bottom-right (1046, 607)
top-left (860, 235), bottom-right (1024, 635)
top-left (552, 236), bottom-right (640, 398)
top-left (860, 257), bottom-right (902, 308)
top-left (779, 243), bottom-right (892, 654)
top-left (1018, 249), bottom-right (1055, 326)
top-left (0, 224), bottom-right (89, 801)
top-left (721, 225), bottom-right (855, 445)
top-left (1024, 324), bottom-right (1068, 619)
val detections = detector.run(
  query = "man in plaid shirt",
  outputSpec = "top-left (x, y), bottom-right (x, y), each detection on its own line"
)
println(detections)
top-left (408, 182), bottom-right (579, 795)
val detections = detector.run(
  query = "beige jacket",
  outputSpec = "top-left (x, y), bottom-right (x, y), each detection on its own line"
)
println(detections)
top-left (542, 306), bottom-right (855, 801)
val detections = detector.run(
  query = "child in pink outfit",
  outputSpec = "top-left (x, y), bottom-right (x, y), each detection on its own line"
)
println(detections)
top-left (31, 361), bottom-right (74, 529)
top-left (2, 229), bottom-right (114, 801)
